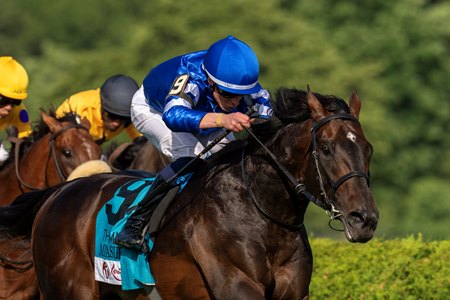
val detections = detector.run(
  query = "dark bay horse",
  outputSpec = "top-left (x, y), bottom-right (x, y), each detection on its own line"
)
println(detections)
top-left (26, 88), bottom-right (377, 299)
top-left (107, 140), bottom-right (170, 173)
top-left (0, 111), bottom-right (102, 206)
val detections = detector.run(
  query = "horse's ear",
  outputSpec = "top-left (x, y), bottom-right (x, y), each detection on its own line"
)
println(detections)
top-left (80, 117), bottom-right (91, 131)
top-left (307, 89), bottom-right (326, 120)
top-left (41, 111), bottom-right (62, 133)
top-left (349, 90), bottom-right (361, 119)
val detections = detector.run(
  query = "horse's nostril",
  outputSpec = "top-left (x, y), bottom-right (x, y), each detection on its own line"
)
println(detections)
top-left (349, 211), bottom-right (365, 226)
top-left (349, 210), bottom-right (378, 229)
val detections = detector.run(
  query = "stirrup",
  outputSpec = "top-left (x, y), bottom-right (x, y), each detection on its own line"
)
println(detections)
top-left (114, 234), bottom-right (145, 251)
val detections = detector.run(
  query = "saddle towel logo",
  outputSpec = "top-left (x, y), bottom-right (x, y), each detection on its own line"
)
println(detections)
top-left (95, 177), bottom-right (156, 290)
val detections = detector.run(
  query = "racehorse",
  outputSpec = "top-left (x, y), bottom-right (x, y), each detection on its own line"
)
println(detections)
top-left (0, 188), bottom-right (56, 300)
top-left (0, 110), bottom-right (102, 299)
top-left (26, 88), bottom-right (377, 299)
top-left (128, 142), bottom-right (170, 172)
top-left (0, 110), bottom-right (102, 206)
top-left (107, 140), bottom-right (170, 173)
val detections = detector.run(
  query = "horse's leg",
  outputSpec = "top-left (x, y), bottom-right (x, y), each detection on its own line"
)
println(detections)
top-left (152, 215), bottom-right (267, 299)
top-left (151, 251), bottom-right (212, 300)
top-left (272, 227), bottom-right (313, 299)
top-left (189, 228), bottom-right (312, 300)
top-left (193, 255), bottom-right (266, 300)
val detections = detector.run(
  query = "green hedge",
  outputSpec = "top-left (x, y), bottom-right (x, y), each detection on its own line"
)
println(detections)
top-left (309, 236), bottom-right (450, 299)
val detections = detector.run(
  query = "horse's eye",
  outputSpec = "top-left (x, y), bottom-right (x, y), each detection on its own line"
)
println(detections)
top-left (320, 145), bottom-right (331, 156)
top-left (62, 150), bottom-right (72, 158)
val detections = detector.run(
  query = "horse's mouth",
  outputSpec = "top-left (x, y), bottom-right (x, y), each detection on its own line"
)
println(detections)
top-left (338, 215), bottom-right (376, 243)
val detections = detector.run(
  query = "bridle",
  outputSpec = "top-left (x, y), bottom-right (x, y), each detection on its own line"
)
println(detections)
top-left (310, 114), bottom-right (370, 227)
top-left (12, 124), bottom-right (89, 191)
top-left (242, 113), bottom-right (370, 231)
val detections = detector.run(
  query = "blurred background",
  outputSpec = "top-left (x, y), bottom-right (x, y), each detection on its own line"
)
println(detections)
top-left (2, 0), bottom-right (449, 240)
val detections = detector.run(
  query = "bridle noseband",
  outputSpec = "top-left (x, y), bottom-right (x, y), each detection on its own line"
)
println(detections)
top-left (242, 113), bottom-right (370, 231)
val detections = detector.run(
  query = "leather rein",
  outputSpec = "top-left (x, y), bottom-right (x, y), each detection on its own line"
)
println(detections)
top-left (11, 124), bottom-right (89, 191)
top-left (241, 113), bottom-right (370, 231)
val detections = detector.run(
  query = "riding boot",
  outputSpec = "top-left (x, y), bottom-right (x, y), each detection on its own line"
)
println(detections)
top-left (114, 156), bottom-right (205, 251)
top-left (114, 174), bottom-right (172, 250)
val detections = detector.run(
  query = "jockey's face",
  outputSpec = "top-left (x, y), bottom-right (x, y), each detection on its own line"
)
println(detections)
top-left (0, 95), bottom-right (21, 118)
top-left (210, 81), bottom-right (243, 113)
top-left (102, 109), bottom-right (130, 132)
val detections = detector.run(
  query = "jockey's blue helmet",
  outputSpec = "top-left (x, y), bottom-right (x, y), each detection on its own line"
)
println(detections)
top-left (203, 35), bottom-right (261, 95)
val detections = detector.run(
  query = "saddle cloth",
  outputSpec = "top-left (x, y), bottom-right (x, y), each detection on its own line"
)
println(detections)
top-left (95, 177), bottom-right (155, 290)
top-left (94, 174), bottom-right (192, 290)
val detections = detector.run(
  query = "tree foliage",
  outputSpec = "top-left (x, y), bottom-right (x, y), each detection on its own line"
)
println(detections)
top-left (1, 0), bottom-right (449, 239)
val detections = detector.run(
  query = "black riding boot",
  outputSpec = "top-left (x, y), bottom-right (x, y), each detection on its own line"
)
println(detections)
top-left (114, 156), bottom-right (205, 251)
top-left (114, 174), bottom-right (172, 250)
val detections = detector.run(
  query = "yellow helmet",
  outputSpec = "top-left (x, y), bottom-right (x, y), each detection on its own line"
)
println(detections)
top-left (0, 56), bottom-right (29, 100)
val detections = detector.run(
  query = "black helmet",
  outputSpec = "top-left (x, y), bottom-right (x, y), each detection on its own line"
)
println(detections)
top-left (100, 74), bottom-right (139, 117)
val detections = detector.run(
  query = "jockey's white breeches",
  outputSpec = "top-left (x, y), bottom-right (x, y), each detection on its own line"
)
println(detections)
top-left (131, 86), bottom-right (234, 161)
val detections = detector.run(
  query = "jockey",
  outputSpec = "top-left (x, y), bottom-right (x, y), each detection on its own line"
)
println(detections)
top-left (115, 35), bottom-right (273, 250)
top-left (0, 56), bottom-right (32, 164)
top-left (55, 74), bottom-right (143, 145)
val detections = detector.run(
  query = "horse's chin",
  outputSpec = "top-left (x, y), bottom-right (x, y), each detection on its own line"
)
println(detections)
top-left (339, 217), bottom-right (375, 243)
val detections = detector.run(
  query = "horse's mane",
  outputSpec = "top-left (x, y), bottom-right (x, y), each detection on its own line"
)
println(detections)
top-left (0, 109), bottom-right (81, 170)
top-left (273, 87), bottom-right (349, 122)
top-left (206, 87), bottom-right (350, 166)
top-left (0, 185), bottom-right (62, 238)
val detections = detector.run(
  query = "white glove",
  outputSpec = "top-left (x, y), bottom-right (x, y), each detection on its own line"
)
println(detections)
top-left (0, 142), bottom-right (9, 162)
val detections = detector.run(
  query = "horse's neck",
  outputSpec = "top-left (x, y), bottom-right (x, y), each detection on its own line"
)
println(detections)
top-left (244, 121), bottom-right (313, 212)
top-left (262, 121), bottom-right (312, 177)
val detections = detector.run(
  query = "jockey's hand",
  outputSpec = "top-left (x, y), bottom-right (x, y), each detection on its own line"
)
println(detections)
top-left (222, 112), bottom-right (251, 132)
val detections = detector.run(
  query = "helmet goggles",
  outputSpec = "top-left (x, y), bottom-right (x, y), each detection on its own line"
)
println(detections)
top-left (214, 84), bottom-right (241, 99)
top-left (0, 95), bottom-right (22, 107)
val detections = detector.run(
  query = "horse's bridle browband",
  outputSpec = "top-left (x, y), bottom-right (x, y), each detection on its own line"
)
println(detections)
top-left (13, 124), bottom-right (89, 191)
top-left (242, 113), bottom-right (370, 231)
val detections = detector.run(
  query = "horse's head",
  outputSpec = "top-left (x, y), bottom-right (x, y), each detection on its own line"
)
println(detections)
top-left (41, 111), bottom-right (102, 180)
top-left (304, 90), bottom-right (378, 243)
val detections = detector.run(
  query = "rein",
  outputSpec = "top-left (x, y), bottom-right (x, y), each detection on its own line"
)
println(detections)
top-left (240, 149), bottom-right (305, 230)
top-left (242, 113), bottom-right (370, 231)
top-left (12, 124), bottom-right (89, 191)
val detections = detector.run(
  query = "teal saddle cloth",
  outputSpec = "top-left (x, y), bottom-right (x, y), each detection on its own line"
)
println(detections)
top-left (94, 174), bottom-right (192, 290)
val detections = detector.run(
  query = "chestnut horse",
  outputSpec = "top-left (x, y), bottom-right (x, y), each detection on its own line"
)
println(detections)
top-left (0, 111), bottom-right (102, 206)
top-left (0, 110), bottom-right (102, 300)
top-left (22, 88), bottom-right (376, 299)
